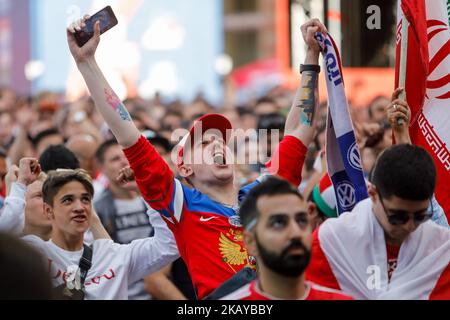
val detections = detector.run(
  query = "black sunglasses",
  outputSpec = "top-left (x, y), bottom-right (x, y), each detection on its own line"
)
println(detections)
top-left (378, 194), bottom-right (431, 226)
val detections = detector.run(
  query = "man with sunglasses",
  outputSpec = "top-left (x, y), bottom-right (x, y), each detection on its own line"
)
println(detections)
top-left (306, 144), bottom-right (450, 299)
top-left (222, 176), bottom-right (352, 300)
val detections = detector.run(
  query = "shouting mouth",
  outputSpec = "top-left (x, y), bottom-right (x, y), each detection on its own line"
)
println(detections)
top-left (213, 152), bottom-right (227, 166)
top-left (72, 215), bottom-right (87, 223)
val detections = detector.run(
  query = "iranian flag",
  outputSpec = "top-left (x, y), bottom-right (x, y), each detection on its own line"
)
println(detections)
top-left (396, 0), bottom-right (450, 219)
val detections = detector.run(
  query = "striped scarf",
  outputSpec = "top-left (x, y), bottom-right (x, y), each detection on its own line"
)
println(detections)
top-left (315, 33), bottom-right (368, 215)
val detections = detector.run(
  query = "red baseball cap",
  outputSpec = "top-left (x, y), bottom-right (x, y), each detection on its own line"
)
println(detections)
top-left (177, 113), bottom-right (232, 167)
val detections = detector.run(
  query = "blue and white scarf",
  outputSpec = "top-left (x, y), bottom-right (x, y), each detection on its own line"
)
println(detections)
top-left (316, 33), bottom-right (368, 215)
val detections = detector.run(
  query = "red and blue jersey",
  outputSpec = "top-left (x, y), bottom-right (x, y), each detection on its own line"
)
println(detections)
top-left (124, 135), bottom-right (307, 299)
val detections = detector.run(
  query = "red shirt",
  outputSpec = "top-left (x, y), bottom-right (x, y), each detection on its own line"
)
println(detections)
top-left (386, 243), bottom-right (400, 281)
top-left (124, 135), bottom-right (307, 299)
top-left (0, 183), bottom-right (5, 198)
top-left (222, 280), bottom-right (353, 300)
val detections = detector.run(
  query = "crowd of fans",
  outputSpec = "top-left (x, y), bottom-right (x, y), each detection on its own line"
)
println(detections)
top-left (0, 17), bottom-right (447, 300)
top-left (0, 84), bottom-right (395, 197)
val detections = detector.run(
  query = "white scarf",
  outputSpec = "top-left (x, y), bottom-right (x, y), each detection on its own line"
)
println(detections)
top-left (319, 198), bottom-right (450, 299)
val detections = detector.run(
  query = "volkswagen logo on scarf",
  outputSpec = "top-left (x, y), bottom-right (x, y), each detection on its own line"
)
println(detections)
top-left (336, 181), bottom-right (356, 211)
top-left (347, 142), bottom-right (362, 171)
top-left (228, 215), bottom-right (242, 227)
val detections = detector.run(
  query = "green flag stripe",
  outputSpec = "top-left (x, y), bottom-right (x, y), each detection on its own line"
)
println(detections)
top-left (448, 0), bottom-right (450, 25)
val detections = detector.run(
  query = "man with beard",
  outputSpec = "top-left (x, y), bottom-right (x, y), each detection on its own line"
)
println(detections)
top-left (221, 176), bottom-right (352, 300)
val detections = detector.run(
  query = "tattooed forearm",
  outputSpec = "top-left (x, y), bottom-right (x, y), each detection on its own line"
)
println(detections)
top-left (296, 71), bottom-right (318, 126)
top-left (104, 88), bottom-right (132, 121)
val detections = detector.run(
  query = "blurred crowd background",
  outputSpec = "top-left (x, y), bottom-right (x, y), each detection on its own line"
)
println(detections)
top-left (0, 0), bottom-right (398, 192)
top-left (0, 0), bottom-right (418, 300)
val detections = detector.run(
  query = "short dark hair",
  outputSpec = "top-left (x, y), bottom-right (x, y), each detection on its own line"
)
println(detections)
top-left (39, 144), bottom-right (80, 173)
top-left (257, 113), bottom-right (286, 131)
top-left (95, 139), bottom-right (118, 164)
top-left (255, 97), bottom-right (277, 106)
top-left (307, 191), bottom-right (327, 221)
top-left (165, 110), bottom-right (183, 118)
top-left (237, 107), bottom-right (254, 117)
top-left (43, 169), bottom-right (94, 206)
top-left (147, 136), bottom-right (172, 153)
top-left (0, 232), bottom-right (52, 299)
top-left (31, 128), bottom-right (61, 149)
top-left (240, 176), bottom-right (303, 230)
top-left (372, 144), bottom-right (436, 201)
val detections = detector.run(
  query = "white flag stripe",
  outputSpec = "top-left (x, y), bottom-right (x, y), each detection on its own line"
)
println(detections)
top-left (173, 179), bottom-right (184, 222)
top-left (422, 0), bottom-right (450, 170)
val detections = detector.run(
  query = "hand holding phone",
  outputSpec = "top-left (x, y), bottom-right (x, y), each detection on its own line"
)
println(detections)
top-left (74, 6), bottom-right (118, 47)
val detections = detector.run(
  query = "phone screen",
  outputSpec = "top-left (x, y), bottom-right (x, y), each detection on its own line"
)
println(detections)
top-left (74, 6), bottom-right (118, 47)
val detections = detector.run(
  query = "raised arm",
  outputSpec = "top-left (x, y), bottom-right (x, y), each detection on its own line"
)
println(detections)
top-left (89, 209), bottom-right (112, 240)
top-left (67, 18), bottom-right (176, 214)
top-left (8, 107), bottom-right (34, 166)
top-left (0, 159), bottom-right (41, 235)
top-left (66, 17), bottom-right (140, 148)
top-left (265, 19), bottom-right (327, 187)
top-left (125, 207), bottom-right (180, 284)
top-left (386, 87), bottom-right (411, 144)
top-left (0, 183), bottom-right (26, 235)
top-left (285, 19), bottom-right (327, 146)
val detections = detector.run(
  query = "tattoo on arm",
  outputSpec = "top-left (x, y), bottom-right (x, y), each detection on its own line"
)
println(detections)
top-left (296, 71), bottom-right (318, 126)
top-left (105, 88), bottom-right (132, 121)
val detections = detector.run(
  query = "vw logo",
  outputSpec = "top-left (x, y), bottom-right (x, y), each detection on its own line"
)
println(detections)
top-left (347, 142), bottom-right (362, 171)
top-left (336, 182), bottom-right (356, 210)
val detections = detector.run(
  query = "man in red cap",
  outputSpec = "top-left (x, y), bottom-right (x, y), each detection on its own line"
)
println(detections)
top-left (67, 17), bottom-right (327, 298)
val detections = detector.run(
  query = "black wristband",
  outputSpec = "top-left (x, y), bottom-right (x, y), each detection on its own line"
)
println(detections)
top-left (300, 64), bottom-right (320, 74)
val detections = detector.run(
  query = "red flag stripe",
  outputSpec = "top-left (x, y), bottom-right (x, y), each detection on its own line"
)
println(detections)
top-left (427, 73), bottom-right (450, 88)
top-left (435, 91), bottom-right (450, 99)
top-left (427, 19), bottom-right (447, 27)
top-left (428, 39), bottom-right (450, 74)
top-left (428, 27), bottom-right (448, 41)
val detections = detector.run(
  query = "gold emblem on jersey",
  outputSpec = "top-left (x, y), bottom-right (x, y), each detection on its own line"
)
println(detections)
top-left (219, 228), bottom-right (250, 272)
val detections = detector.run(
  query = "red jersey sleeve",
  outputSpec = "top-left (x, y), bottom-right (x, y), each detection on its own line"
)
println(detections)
top-left (265, 135), bottom-right (307, 187)
top-left (305, 227), bottom-right (341, 291)
top-left (123, 136), bottom-right (174, 211)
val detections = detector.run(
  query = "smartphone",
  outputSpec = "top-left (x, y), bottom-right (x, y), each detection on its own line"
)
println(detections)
top-left (74, 6), bottom-right (118, 47)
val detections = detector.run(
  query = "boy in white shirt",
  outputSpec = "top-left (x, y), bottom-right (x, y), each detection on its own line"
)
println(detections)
top-left (23, 168), bottom-right (179, 299)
